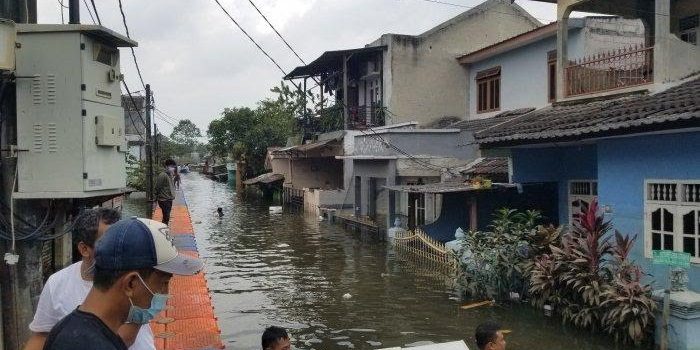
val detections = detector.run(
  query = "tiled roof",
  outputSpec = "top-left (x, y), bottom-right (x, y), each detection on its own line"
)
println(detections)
top-left (462, 157), bottom-right (509, 175)
top-left (450, 108), bottom-right (535, 132)
top-left (477, 76), bottom-right (700, 145)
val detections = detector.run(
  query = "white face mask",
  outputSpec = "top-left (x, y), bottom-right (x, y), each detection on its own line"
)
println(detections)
top-left (167, 166), bottom-right (176, 174)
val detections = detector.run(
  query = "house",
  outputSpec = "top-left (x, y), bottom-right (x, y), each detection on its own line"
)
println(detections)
top-left (284, 0), bottom-right (542, 129)
top-left (337, 124), bottom-right (474, 234)
top-left (457, 17), bottom-right (646, 119)
top-left (268, 132), bottom-right (346, 215)
top-left (471, 0), bottom-right (699, 347)
top-left (122, 95), bottom-right (146, 162)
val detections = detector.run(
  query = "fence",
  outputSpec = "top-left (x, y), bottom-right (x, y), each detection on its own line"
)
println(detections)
top-left (566, 44), bottom-right (653, 97)
top-left (394, 228), bottom-right (458, 275)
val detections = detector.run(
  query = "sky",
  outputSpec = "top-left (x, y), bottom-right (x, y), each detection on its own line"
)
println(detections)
top-left (36, 0), bottom-right (559, 135)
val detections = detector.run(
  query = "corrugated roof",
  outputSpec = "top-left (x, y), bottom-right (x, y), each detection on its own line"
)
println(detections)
top-left (243, 173), bottom-right (284, 185)
top-left (449, 108), bottom-right (535, 132)
top-left (285, 46), bottom-right (386, 79)
top-left (462, 157), bottom-right (508, 175)
top-left (477, 76), bottom-right (700, 145)
top-left (273, 137), bottom-right (342, 155)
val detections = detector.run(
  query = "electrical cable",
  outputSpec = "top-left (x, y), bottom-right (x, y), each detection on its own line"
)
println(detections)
top-left (122, 80), bottom-right (148, 133)
top-left (211, 0), bottom-right (291, 79)
top-left (89, 0), bottom-right (101, 25)
top-left (57, 0), bottom-right (67, 24)
top-left (153, 108), bottom-right (181, 124)
top-left (246, 0), bottom-right (306, 65)
top-left (81, 0), bottom-right (97, 24)
top-left (118, 0), bottom-right (148, 91)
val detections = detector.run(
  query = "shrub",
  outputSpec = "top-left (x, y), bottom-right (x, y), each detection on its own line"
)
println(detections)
top-left (529, 198), bottom-right (656, 345)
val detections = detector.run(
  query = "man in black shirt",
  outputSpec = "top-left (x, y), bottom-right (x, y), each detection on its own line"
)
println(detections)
top-left (43, 217), bottom-right (203, 349)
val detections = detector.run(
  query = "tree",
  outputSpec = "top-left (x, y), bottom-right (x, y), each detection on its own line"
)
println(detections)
top-left (207, 83), bottom-right (302, 176)
top-left (170, 119), bottom-right (203, 147)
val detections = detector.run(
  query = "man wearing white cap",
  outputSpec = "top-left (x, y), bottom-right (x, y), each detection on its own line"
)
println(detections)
top-left (43, 218), bottom-right (203, 350)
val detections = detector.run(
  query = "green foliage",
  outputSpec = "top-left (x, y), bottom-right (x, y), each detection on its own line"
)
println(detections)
top-left (207, 82), bottom-right (301, 176)
top-left (456, 208), bottom-right (546, 299)
top-left (126, 154), bottom-right (146, 191)
top-left (170, 119), bottom-right (203, 147)
top-left (529, 199), bottom-right (656, 346)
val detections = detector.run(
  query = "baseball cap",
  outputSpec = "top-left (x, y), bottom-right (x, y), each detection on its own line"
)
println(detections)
top-left (95, 217), bottom-right (203, 275)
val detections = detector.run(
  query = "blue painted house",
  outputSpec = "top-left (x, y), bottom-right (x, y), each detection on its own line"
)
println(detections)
top-left (454, 0), bottom-right (700, 291)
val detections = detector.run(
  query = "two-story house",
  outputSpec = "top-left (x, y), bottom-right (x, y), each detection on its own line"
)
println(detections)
top-left (467, 1), bottom-right (699, 347)
top-left (285, 0), bottom-right (541, 129)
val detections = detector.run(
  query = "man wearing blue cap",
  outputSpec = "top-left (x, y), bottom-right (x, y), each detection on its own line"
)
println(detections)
top-left (42, 218), bottom-right (203, 350)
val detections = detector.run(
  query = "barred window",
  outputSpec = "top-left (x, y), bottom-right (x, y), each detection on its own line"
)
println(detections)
top-left (645, 180), bottom-right (700, 262)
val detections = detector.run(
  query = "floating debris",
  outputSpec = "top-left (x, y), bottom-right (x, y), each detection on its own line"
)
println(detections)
top-left (366, 340), bottom-right (383, 346)
top-left (347, 328), bottom-right (376, 333)
top-left (342, 293), bottom-right (353, 299)
top-left (459, 300), bottom-right (495, 310)
top-left (276, 243), bottom-right (290, 248)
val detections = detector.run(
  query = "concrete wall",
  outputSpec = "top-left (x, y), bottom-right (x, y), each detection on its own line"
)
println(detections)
top-left (597, 132), bottom-right (700, 291)
top-left (304, 188), bottom-right (347, 216)
top-left (353, 159), bottom-right (396, 228)
top-left (352, 130), bottom-right (471, 159)
top-left (290, 158), bottom-right (343, 189)
top-left (511, 144), bottom-right (598, 225)
top-left (382, 0), bottom-right (540, 125)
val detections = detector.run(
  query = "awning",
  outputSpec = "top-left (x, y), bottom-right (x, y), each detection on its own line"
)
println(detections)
top-left (384, 182), bottom-right (515, 194)
top-left (285, 45), bottom-right (386, 79)
top-left (272, 137), bottom-right (343, 156)
top-left (243, 173), bottom-right (284, 185)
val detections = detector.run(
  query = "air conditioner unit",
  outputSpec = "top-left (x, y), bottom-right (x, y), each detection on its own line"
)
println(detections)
top-left (14, 24), bottom-right (137, 199)
top-left (0, 19), bottom-right (15, 71)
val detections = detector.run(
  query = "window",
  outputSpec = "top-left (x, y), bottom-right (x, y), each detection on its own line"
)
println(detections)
top-left (679, 15), bottom-right (698, 45)
top-left (569, 180), bottom-right (598, 224)
top-left (547, 50), bottom-right (557, 102)
top-left (645, 180), bottom-right (700, 263)
top-left (476, 67), bottom-right (500, 113)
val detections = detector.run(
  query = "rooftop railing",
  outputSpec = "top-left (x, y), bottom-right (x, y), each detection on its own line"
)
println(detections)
top-left (565, 44), bottom-right (654, 97)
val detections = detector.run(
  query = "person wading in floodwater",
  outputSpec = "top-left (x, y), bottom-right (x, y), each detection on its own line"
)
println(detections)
top-left (155, 159), bottom-right (177, 225)
top-left (475, 321), bottom-right (507, 350)
top-left (42, 218), bottom-right (203, 350)
top-left (261, 326), bottom-right (291, 350)
top-left (23, 209), bottom-right (157, 350)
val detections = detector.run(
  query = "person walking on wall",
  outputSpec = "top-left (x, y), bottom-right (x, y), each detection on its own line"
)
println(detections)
top-left (155, 159), bottom-right (176, 225)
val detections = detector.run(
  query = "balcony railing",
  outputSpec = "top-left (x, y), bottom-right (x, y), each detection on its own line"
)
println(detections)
top-left (348, 105), bottom-right (386, 130)
top-left (565, 44), bottom-right (653, 97)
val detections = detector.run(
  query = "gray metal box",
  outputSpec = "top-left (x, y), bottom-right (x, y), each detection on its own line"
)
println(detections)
top-left (14, 24), bottom-right (137, 198)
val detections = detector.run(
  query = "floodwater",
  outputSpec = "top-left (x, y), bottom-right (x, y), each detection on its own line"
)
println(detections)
top-left (128, 173), bottom-right (632, 350)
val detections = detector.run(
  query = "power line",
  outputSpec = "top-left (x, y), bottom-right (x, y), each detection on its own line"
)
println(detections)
top-left (81, 0), bottom-right (97, 24)
top-left (211, 0), bottom-right (289, 76)
top-left (118, 0), bottom-right (148, 91)
top-left (121, 81), bottom-right (147, 140)
top-left (153, 107), bottom-right (181, 124)
top-left (89, 0), bottom-right (101, 25)
top-left (57, 0), bottom-right (67, 24)
top-left (246, 0), bottom-right (307, 65)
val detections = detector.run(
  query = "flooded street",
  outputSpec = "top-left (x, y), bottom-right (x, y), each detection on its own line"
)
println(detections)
top-left (141, 173), bottom-right (624, 350)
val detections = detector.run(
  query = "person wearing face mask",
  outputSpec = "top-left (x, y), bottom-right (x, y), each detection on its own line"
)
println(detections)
top-left (42, 217), bottom-right (203, 350)
top-left (155, 159), bottom-right (177, 225)
top-left (23, 208), bottom-right (158, 350)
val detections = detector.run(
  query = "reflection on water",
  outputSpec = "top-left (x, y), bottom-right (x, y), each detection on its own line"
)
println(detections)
top-left (149, 174), bottom-right (630, 350)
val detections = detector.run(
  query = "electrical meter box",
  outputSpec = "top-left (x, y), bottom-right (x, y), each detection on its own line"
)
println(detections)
top-left (14, 24), bottom-right (137, 198)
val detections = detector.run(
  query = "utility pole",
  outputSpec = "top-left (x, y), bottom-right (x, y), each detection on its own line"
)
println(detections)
top-left (67, 0), bottom-right (79, 24)
top-left (145, 84), bottom-right (153, 201)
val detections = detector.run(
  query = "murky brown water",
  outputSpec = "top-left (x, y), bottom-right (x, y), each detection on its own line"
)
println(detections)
top-left (128, 173), bottom-right (630, 350)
